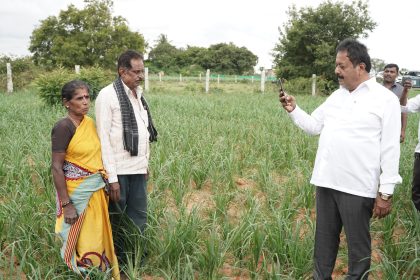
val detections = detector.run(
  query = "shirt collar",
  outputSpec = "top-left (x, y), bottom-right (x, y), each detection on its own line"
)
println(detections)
top-left (340, 77), bottom-right (375, 94)
top-left (362, 77), bottom-right (378, 91)
top-left (121, 80), bottom-right (142, 97)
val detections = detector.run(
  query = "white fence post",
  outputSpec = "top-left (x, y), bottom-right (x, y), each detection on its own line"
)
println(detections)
top-left (235, 75), bottom-right (237, 83)
top-left (260, 68), bottom-right (265, 93)
top-left (199, 73), bottom-right (202, 81)
top-left (6, 63), bottom-right (13, 93)
top-left (205, 69), bottom-right (210, 93)
top-left (312, 74), bottom-right (316, 96)
top-left (75, 65), bottom-right (80, 74)
top-left (179, 74), bottom-right (182, 82)
top-left (144, 67), bottom-right (149, 92)
top-left (251, 76), bottom-right (254, 83)
top-left (217, 74), bottom-right (220, 85)
top-left (159, 72), bottom-right (162, 82)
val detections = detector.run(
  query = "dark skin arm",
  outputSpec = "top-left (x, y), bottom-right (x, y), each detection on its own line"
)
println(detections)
top-left (108, 182), bottom-right (120, 202)
top-left (51, 152), bottom-right (78, 225)
top-left (400, 113), bottom-right (407, 143)
top-left (400, 79), bottom-right (412, 106)
top-left (400, 79), bottom-right (411, 142)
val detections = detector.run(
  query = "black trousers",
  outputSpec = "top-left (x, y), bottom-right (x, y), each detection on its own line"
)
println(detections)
top-left (109, 174), bottom-right (148, 264)
top-left (412, 153), bottom-right (420, 211)
top-left (313, 187), bottom-right (374, 280)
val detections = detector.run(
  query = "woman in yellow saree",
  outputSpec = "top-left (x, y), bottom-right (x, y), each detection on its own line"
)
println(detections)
top-left (51, 80), bottom-right (120, 279)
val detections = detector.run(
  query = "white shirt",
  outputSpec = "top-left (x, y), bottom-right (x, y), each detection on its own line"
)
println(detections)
top-left (401, 94), bottom-right (420, 153)
top-left (289, 78), bottom-right (402, 197)
top-left (95, 81), bottom-right (150, 183)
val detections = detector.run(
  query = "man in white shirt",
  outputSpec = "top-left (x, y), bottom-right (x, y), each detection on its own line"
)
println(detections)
top-left (399, 79), bottom-right (420, 212)
top-left (279, 39), bottom-right (402, 279)
top-left (96, 50), bottom-right (154, 268)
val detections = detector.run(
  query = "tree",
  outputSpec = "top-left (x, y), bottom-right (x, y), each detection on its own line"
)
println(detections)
top-left (147, 34), bottom-right (182, 74)
top-left (0, 55), bottom-right (38, 91)
top-left (147, 36), bottom-right (258, 75)
top-left (205, 43), bottom-right (258, 75)
top-left (371, 58), bottom-right (386, 74)
top-left (177, 46), bottom-right (207, 67)
top-left (29, 0), bottom-right (145, 69)
top-left (273, 0), bottom-right (376, 82)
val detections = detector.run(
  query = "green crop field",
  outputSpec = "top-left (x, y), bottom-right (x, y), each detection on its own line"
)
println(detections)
top-left (0, 81), bottom-right (419, 279)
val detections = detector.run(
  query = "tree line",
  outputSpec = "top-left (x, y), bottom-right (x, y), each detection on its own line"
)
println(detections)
top-left (147, 35), bottom-right (257, 75)
top-left (5, 0), bottom-right (378, 89)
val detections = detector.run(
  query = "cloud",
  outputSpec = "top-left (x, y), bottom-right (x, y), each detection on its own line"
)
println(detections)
top-left (1, 0), bottom-right (419, 70)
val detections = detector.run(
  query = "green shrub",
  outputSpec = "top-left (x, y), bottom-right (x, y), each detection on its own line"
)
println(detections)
top-left (35, 68), bottom-right (75, 106)
top-left (35, 67), bottom-right (114, 105)
top-left (0, 56), bottom-right (42, 92)
top-left (179, 64), bottom-right (205, 76)
top-left (78, 66), bottom-right (114, 99)
top-left (0, 55), bottom-right (34, 75)
top-left (284, 76), bottom-right (336, 96)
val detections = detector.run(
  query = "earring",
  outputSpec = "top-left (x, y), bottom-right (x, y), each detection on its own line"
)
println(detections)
top-left (66, 106), bottom-right (69, 109)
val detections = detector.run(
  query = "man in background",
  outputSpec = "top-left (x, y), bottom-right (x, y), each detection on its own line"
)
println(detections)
top-left (382, 63), bottom-right (409, 142)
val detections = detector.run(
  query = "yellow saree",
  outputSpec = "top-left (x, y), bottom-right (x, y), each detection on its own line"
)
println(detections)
top-left (55, 116), bottom-right (119, 279)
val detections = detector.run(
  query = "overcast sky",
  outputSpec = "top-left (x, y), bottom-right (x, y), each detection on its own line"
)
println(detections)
top-left (1, 0), bottom-right (419, 71)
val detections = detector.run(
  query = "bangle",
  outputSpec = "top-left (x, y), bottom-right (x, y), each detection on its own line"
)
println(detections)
top-left (61, 200), bottom-right (72, 208)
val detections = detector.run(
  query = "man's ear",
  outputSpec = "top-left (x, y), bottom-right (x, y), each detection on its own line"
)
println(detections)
top-left (118, 67), bottom-right (125, 77)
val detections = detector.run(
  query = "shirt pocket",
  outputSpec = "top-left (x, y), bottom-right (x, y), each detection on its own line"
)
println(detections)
top-left (351, 104), bottom-right (382, 130)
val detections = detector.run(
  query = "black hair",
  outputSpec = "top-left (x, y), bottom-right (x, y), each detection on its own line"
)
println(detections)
top-left (336, 38), bottom-right (371, 73)
top-left (117, 50), bottom-right (144, 75)
top-left (384, 63), bottom-right (399, 73)
top-left (61, 80), bottom-right (90, 102)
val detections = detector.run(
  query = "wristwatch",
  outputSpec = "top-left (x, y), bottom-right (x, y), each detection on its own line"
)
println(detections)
top-left (61, 200), bottom-right (72, 207)
top-left (379, 192), bottom-right (393, 201)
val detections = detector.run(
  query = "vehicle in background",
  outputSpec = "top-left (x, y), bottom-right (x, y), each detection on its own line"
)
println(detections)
top-left (376, 71), bottom-right (384, 79)
top-left (402, 71), bottom-right (420, 88)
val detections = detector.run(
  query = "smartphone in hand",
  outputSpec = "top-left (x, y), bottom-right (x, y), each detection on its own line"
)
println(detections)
top-left (278, 78), bottom-right (287, 98)
top-left (278, 78), bottom-right (284, 91)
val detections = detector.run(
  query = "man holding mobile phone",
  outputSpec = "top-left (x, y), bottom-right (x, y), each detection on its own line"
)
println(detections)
top-left (382, 63), bottom-right (409, 142)
top-left (279, 38), bottom-right (402, 279)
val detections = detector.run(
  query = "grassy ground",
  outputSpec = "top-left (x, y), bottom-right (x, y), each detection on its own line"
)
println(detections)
top-left (0, 81), bottom-right (419, 279)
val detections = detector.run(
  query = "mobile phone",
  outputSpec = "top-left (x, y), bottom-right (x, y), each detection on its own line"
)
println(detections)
top-left (277, 78), bottom-right (284, 92)
top-left (278, 78), bottom-right (287, 97)
top-left (402, 76), bottom-right (412, 84)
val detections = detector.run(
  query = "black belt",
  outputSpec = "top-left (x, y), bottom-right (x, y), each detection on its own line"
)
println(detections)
top-left (415, 153), bottom-right (420, 160)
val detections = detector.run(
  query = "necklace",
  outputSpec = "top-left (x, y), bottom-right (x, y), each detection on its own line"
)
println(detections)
top-left (67, 115), bottom-right (81, 128)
